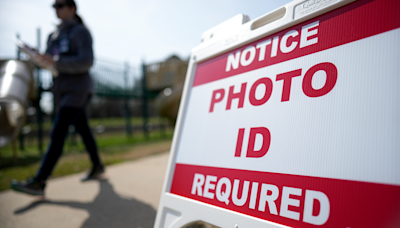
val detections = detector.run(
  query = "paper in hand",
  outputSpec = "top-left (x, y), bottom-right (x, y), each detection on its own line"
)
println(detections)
top-left (15, 36), bottom-right (59, 77)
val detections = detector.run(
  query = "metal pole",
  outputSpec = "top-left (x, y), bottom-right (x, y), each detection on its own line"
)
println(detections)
top-left (160, 117), bottom-right (166, 137)
top-left (16, 33), bottom-right (21, 60)
top-left (19, 131), bottom-right (24, 151)
top-left (141, 61), bottom-right (149, 140)
top-left (37, 27), bottom-right (41, 54)
top-left (36, 28), bottom-right (43, 155)
top-left (16, 34), bottom-right (24, 152)
top-left (124, 61), bottom-right (132, 137)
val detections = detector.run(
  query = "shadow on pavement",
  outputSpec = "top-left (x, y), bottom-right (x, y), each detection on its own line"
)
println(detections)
top-left (14, 179), bottom-right (156, 228)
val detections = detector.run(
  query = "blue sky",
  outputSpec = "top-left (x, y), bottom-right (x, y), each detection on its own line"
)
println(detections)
top-left (0, 0), bottom-right (292, 65)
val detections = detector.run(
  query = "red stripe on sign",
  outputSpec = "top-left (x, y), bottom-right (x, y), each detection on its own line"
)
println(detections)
top-left (193, 0), bottom-right (400, 87)
top-left (170, 163), bottom-right (400, 228)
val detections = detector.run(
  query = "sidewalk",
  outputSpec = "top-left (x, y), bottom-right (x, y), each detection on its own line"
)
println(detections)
top-left (0, 152), bottom-right (170, 228)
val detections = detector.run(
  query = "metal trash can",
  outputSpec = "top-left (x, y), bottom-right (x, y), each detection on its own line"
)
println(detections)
top-left (0, 60), bottom-right (35, 148)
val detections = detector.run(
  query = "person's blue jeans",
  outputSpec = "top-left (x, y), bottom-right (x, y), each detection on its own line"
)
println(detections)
top-left (36, 106), bottom-right (102, 181)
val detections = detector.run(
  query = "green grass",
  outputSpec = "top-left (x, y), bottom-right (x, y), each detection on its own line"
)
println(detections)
top-left (0, 128), bottom-right (174, 192)
top-left (26, 117), bottom-right (171, 131)
top-left (89, 117), bottom-right (169, 126)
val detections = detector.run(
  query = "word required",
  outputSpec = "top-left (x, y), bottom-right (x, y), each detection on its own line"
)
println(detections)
top-left (210, 62), bottom-right (338, 113)
top-left (191, 173), bottom-right (330, 225)
top-left (226, 20), bottom-right (320, 72)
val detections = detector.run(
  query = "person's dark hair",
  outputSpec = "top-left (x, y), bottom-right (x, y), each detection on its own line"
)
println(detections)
top-left (63, 0), bottom-right (84, 24)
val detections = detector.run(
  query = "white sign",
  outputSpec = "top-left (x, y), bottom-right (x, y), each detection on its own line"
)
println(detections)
top-left (155, 0), bottom-right (400, 227)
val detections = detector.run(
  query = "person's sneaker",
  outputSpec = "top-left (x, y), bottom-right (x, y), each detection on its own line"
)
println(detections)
top-left (10, 178), bottom-right (45, 196)
top-left (81, 165), bottom-right (105, 181)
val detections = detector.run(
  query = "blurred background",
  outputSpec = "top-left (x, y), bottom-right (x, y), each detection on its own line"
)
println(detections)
top-left (0, 0), bottom-right (291, 191)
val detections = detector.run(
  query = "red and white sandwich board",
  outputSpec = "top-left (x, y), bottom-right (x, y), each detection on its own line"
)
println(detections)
top-left (154, 0), bottom-right (400, 227)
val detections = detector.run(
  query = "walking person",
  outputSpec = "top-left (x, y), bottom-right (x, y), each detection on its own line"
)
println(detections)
top-left (11, 0), bottom-right (104, 196)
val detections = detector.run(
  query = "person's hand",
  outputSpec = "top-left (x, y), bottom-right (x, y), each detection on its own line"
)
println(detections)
top-left (37, 53), bottom-right (55, 66)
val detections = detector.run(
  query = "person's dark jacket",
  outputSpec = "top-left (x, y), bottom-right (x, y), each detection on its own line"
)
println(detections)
top-left (46, 19), bottom-right (94, 110)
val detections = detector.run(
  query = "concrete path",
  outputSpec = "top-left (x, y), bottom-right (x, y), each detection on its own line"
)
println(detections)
top-left (0, 152), bottom-right (170, 228)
